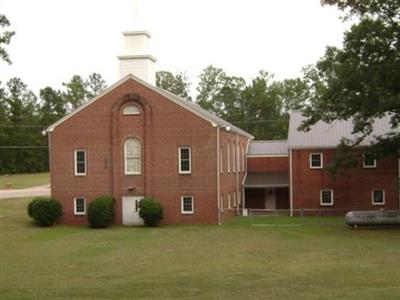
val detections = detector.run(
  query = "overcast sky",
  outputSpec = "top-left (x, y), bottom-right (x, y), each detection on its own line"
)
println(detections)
top-left (0, 0), bottom-right (349, 96)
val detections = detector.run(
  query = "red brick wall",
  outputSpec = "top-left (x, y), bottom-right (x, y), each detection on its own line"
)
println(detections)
top-left (50, 78), bottom-right (250, 225)
top-left (291, 149), bottom-right (399, 212)
top-left (247, 156), bottom-right (288, 173)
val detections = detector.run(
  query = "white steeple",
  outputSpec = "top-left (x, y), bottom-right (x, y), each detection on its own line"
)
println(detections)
top-left (117, 1), bottom-right (156, 85)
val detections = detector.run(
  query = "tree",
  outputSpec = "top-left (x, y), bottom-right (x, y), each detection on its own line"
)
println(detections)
top-left (0, 14), bottom-right (15, 64)
top-left (156, 71), bottom-right (192, 101)
top-left (86, 73), bottom-right (107, 99)
top-left (300, 0), bottom-right (400, 172)
top-left (62, 73), bottom-right (107, 111)
top-left (39, 87), bottom-right (66, 125)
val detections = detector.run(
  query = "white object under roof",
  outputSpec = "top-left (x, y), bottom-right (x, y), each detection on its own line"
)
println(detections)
top-left (47, 74), bottom-right (253, 138)
top-left (288, 111), bottom-right (395, 148)
top-left (248, 140), bottom-right (288, 156)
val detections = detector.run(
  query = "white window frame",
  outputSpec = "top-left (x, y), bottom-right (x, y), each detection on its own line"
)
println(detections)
top-left (363, 154), bottom-right (376, 168)
top-left (228, 193), bottom-right (231, 209)
top-left (178, 147), bottom-right (192, 174)
top-left (372, 189), bottom-right (385, 205)
top-left (227, 142), bottom-right (231, 173)
top-left (74, 197), bottom-right (86, 215)
top-left (320, 189), bottom-right (334, 206)
top-left (74, 149), bottom-right (87, 176)
top-left (181, 195), bottom-right (194, 214)
top-left (310, 153), bottom-right (323, 169)
top-left (220, 194), bottom-right (224, 213)
top-left (123, 105), bottom-right (140, 115)
top-left (124, 138), bottom-right (141, 175)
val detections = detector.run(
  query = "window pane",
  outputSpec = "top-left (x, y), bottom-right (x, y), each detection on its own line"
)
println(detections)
top-left (77, 162), bottom-right (85, 173)
top-left (180, 160), bottom-right (190, 171)
top-left (311, 154), bottom-right (321, 167)
top-left (373, 190), bottom-right (383, 203)
top-left (180, 148), bottom-right (189, 160)
top-left (76, 198), bottom-right (85, 213)
top-left (321, 191), bottom-right (332, 203)
top-left (183, 197), bottom-right (193, 212)
top-left (364, 154), bottom-right (375, 166)
top-left (125, 139), bottom-right (141, 174)
top-left (76, 151), bottom-right (85, 162)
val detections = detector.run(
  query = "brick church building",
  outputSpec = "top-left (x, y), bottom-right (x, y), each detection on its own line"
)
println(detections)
top-left (48, 31), bottom-right (399, 225)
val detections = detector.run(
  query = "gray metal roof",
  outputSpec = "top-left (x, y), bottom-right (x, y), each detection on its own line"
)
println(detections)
top-left (288, 111), bottom-right (396, 148)
top-left (244, 172), bottom-right (289, 188)
top-left (48, 74), bottom-right (254, 138)
top-left (248, 140), bottom-right (288, 156)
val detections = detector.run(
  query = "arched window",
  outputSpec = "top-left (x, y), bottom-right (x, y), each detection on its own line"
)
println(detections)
top-left (123, 105), bottom-right (140, 115)
top-left (124, 138), bottom-right (141, 175)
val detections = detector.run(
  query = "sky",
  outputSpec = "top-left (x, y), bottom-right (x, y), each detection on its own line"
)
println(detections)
top-left (0, 0), bottom-right (350, 97)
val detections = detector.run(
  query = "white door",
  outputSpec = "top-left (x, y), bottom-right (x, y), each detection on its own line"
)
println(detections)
top-left (122, 196), bottom-right (144, 225)
top-left (265, 189), bottom-right (276, 210)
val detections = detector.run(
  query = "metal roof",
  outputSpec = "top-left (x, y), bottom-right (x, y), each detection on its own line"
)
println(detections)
top-left (288, 111), bottom-right (396, 148)
top-left (247, 140), bottom-right (288, 156)
top-left (244, 172), bottom-right (289, 188)
top-left (47, 74), bottom-right (254, 138)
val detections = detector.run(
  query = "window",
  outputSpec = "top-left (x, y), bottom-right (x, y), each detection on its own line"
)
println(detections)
top-left (74, 197), bottom-right (86, 215)
top-left (181, 196), bottom-right (194, 214)
top-left (233, 142), bottom-right (236, 172)
top-left (372, 189), bottom-right (385, 205)
top-left (227, 142), bottom-right (231, 173)
top-left (125, 138), bottom-right (141, 175)
top-left (310, 153), bottom-right (323, 169)
top-left (238, 191), bottom-right (241, 206)
top-left (363, 153), bottom-right (376, 168)
top-left (220, 147), bottom-right (223, 173)
top-left (220, 194), bottom-right (224, 213)
top-left (238, 145), bottom-right (241, 173)
top-left (320, 189), bottom-right (333, 206)
top-left (228, 193), bottom-right (231, 209)
top-left (74, 149), bottom-right (86, 176)
top-left (123, 105), bottom-right (140, 115)
top-left (179, 147), bottom-right (191, 174)
top-left (233, 192), bottom-right (237, 207)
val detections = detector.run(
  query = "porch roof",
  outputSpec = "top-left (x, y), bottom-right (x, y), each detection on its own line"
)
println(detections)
top-left (244, 172), bottom-right (289, 188)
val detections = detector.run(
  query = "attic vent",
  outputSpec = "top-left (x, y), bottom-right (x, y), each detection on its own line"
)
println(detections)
top-left (123, 105), bottom-right (140, 115)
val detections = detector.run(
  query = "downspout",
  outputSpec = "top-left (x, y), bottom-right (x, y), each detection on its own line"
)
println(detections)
top-left (47, 130), bottom-right (52, 196)
top-left (216, 125), bottom-right (221, 225)
top-left (242, 137), bottom-right (252, 213)
top-left (289, 147), bottom-right (293, 217)
top-left (236, 134), bottom-right (240, 214)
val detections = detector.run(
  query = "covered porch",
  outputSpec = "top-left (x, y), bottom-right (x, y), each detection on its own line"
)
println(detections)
top-left (244, 172), bottom-right (290, 210)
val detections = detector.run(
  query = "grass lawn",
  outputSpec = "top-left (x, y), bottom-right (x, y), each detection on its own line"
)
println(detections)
top-left (0, 172), bottom-right (49, 189)
top-left (1, 198), bottom-right (400, 299)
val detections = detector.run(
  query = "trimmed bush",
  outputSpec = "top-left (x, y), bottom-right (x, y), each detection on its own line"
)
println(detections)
top-left (28, 197), bottom-right (63, 227)
top-left (87, 195), bottom-right (115, 228)
top-left (138, 197), bottom-right (163, 227)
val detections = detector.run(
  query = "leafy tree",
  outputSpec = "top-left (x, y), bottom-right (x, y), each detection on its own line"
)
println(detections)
top-left (0, 14), bottom-right (15, 64)
top-left (86, 72), bottom-right (107, 99)
top-left (39, 87), bottom-right (66, 125)
top-left (196, 65), bottom-right (228, 112)
top-left (62, 73), bottom-right (107, 111)
top-left (156, 71), bottom-right (192, 101)
top-left (300, 0), bottom-right (400, 172)
top-left (62, 75), bottom-right (87, 110)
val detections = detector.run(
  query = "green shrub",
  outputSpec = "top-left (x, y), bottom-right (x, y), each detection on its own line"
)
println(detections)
top-left (28, 197), bottom-right (63, 227)
top-left (87, 195), bottom-right (115, 228)
top-left (138, 197), bottom-right (163, 227)
top-left (27, 197), bottom-right (41, 218)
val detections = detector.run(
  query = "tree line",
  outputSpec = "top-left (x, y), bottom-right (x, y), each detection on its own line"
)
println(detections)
top-left (1, 0), bottom-right (399, 174)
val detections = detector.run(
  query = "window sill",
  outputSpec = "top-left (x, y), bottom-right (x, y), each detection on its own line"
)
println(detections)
top-left (372, 202), bottom-right (385, 206)
top-left (181, 212), bottom-right (194, 215)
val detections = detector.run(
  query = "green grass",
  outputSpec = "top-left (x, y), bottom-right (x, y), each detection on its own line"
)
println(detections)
top-left (0, 172), bottom-right (49, 189)
top-left (1, 197), bottom-right (400, 299)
